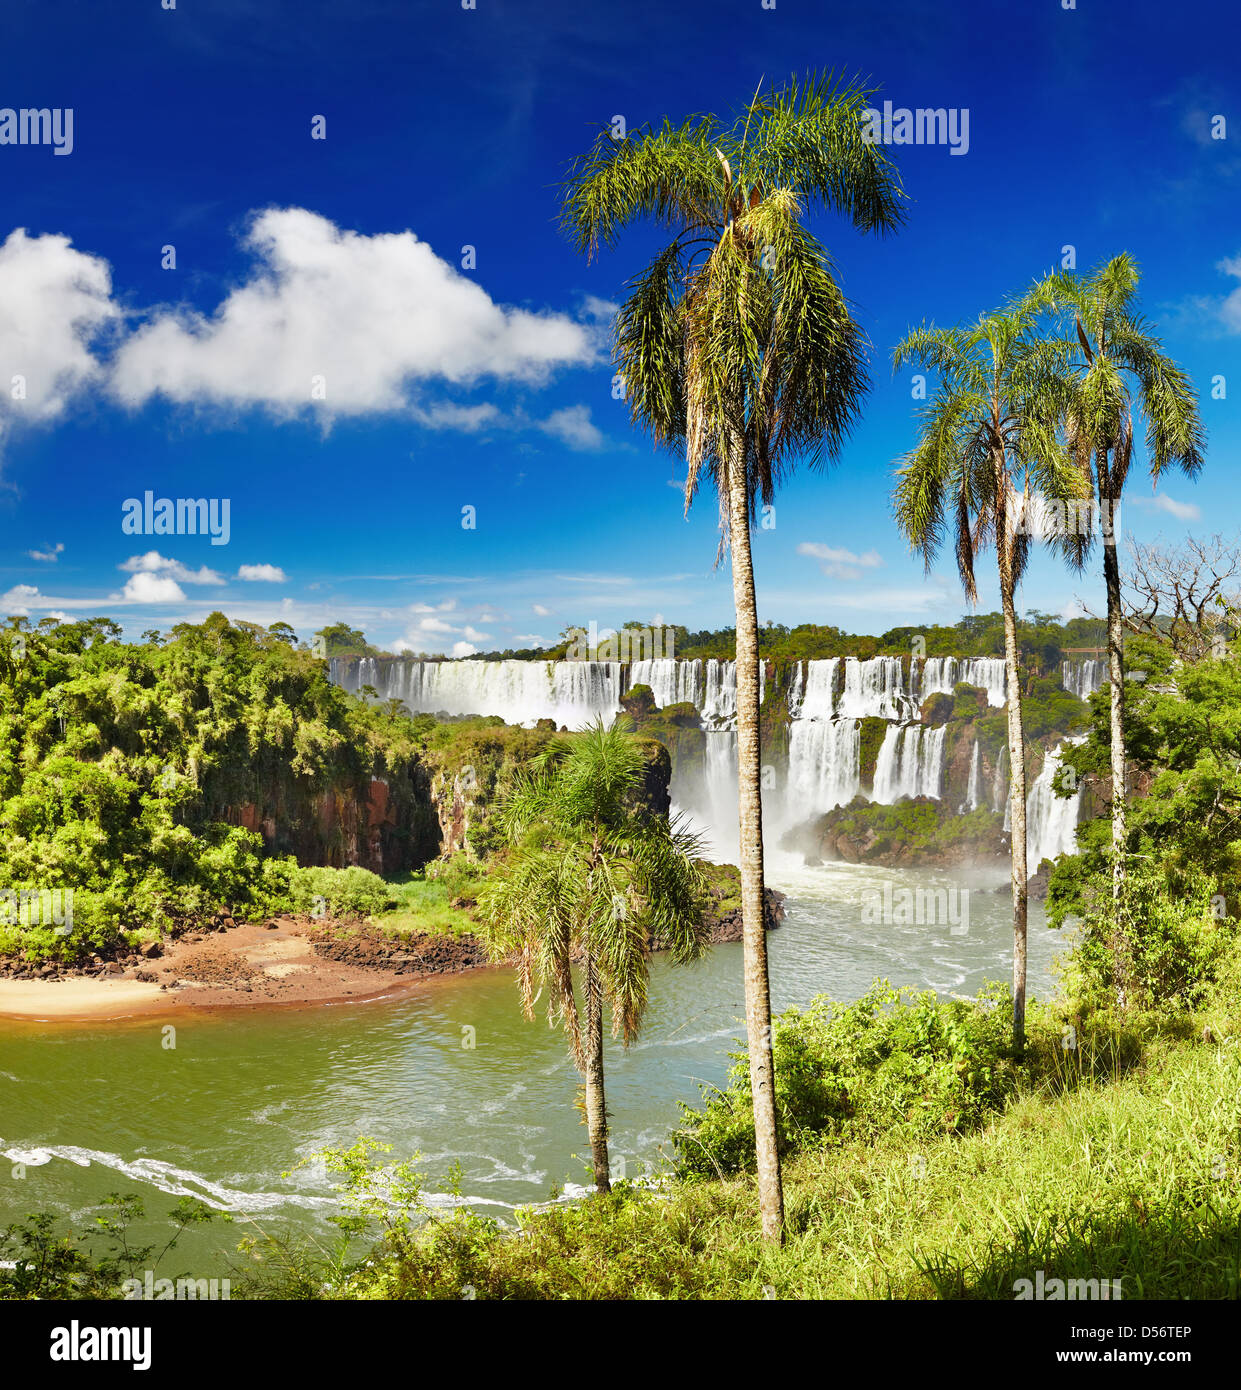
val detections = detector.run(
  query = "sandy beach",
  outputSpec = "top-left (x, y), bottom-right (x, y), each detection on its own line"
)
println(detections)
top-left (0, 918), bottom-right (489, 1022)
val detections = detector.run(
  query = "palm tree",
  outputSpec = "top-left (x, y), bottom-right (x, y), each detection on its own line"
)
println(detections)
top-left (561, 71), bottom-right (905, 1241)
top-left (892, 302), bottom-right (1090, 1048)
top-left (1028, 255), bottom-right (1205, 929)
top-left (476, 722), bottom-right (710, 1194)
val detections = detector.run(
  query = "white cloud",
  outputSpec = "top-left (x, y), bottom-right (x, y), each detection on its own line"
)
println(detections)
top-left (0, 229), bottom-right (117, 466)
top-left (28, 542), bottom-right (64, 562)
top-left (533, 603), bottom-right (552, 616)
top-left (2, 583), bottom-right (40, 614)
top-left (111, 208), bottom-right (599, 417)
top-left (119, 551), bottom-right (225, 585)
top-left (1213, 253), bottom-right (1241, 334)
top-left (512, 632), bottom-right (546, 645)
top-left (1129, 493), bottom-right (1201, 522)
top-left (797, 542), bottom-right (885, 580)
top-left (451, 640), bottom-right (477, 658)
top-left (537, 404), bottom-right (604, 451)
top-left (237, 563), bottom-right (287, 583)
top-left (462, 625), bottom-right (491, 642)
top-left (411, 402), bottom-right (504, 432)
top-left (417, 616), bottom-right (454, 634)
top-left (1170, 253), bottom-right (1241, 336)
top-left (119, 573), bottom-right (186, 603)
top-left (413, 399), bottom-right (604, 451)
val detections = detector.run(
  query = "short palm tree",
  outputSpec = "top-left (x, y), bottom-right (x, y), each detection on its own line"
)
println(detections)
top-left (893, 301), bottom-right (1090, 1048)
top-left (561, 70), bottom-right (905, 1241)
top-left (1028, 255), bottom-right (1205, 927)
top-left (476, 722), bottom-right (710, 1194)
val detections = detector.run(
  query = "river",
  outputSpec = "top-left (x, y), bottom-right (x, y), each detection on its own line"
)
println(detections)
top-left (0, 852), bottom-right (1067, 1277)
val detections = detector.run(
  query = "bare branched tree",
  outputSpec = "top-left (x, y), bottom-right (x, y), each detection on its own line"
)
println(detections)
top-left (1124, 533), bottom-right (1241, 661)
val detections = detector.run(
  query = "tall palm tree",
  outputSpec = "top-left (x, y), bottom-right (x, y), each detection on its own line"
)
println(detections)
top-left (1028, 255), bottom-right (1205, 930)
top-left (561, 71), bottom-right (905, 1242)
top-left (893, 303), bottom-right (1090, 1048)
top-left (476, 722), bottom-right (710, 1194)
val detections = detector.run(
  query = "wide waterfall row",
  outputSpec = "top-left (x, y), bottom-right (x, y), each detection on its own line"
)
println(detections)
top-left (330, 655), bottom-right (626, 727)
top-left (328, 653), bottom-right (1083, 862)
top-left (331, 653), bottom-right (1009, 728)
top-left (1062, 659), bottom-right (1106, 700)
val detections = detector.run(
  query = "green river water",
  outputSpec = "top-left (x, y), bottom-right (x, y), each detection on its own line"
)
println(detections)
top-left (0, 856), bottom-right (1067, 1277)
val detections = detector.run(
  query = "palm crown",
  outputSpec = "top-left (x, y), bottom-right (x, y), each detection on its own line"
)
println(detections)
top-left (892, 305), bottom-right (1092, 599)
top-left (1028, 253), bottom-right (1204, 506)
top-left (562, 72), bottom-right (906, 523)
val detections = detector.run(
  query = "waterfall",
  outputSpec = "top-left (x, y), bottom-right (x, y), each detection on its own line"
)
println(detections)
top-left (838, 656), bottom-right (910, 720)
top-left (963, 739), bottom-right (982, 812)
top-left (1026, 741), bottom-right (1084, 866)
top-left (628, 657), bottom-right (703, 709)
top-left (787, 717), bottom-right (861, 811)
top-left (992, 745), bottom-right (1010, 819)
top-left (327, 653), bottom-right (1085, 858)
top-left (872, 724), bottom-right (946, 802)
top-left (1062, 659), bottom-right (1105, 700)
top-left (792, 658), bottom-right (840, 720)
top-left (912, 656), bottom-right (1006, 707)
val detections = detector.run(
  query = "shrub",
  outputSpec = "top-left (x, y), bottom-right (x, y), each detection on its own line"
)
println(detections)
top-left (287, 865), bottom-right (397, 920)
top-left (1054, 864), bottom-right (1236, 1014)
top-left (674, 981), bottom-right (1019, 1177)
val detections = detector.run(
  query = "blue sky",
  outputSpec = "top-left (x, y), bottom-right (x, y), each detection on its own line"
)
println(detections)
top-left (0, 0), bottom-right (1236, 654)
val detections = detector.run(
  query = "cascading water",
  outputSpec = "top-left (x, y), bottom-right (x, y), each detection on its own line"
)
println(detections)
top-left (1026, 740), bottom-right (1085, 866)
top-left (787, 718), bottom-right (861, 813)
top-left (872, 724), bottom-right (947, 801)
top-left (963, 739), bottom-right (982, 812)
top-left (328, 653), bottom-right (1079, 854)
top-left (791, 659), bottom-right (840, 720)
top-left (331, 656), bottom-right (624, 726)
top-left (1062, 659), bottom-right (1105, 700)
top-left (913, 657), bottom-right (1007, 708)
top-left (838, 656), bottom-right (909, 720)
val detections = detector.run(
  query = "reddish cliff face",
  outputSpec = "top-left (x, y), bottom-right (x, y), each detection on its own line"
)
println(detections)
top-left (225, 767), bottom-right (440, 873)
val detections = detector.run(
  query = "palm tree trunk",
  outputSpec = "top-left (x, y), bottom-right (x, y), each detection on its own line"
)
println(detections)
top-left (1000, 571), bottom-right (1029, 1051)
top-left (582, 952), bottom-right (611, 1194)
top-left (725, 437), bottom-right (784, 1244)
top-left (1100, 480), bottom-right (1132, 1001)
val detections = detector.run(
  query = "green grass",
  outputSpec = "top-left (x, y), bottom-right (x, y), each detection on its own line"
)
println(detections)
top-left (234, 985), bottom-right (1241, 1300)
top-left (374, 872), bottom-right (478, 939)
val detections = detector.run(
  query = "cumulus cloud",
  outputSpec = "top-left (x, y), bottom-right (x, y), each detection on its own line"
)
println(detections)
top-left (797, 542), bottom-right (885, 581)
top-left (0, 229), bottom-right (117, 466)
top-left (451, 640), bottom-right (477, 658)
top-left (1, 583), bottom-right (41, 614)
top-left (119, 572), bottom-right (186, 603)
top-left (237, 563), bottom-right (286, 583)
top-left (532, 603), bottom-right (551, 616)
top-left (110, 208), bottom-right (599, 417)
top-left (119, 551), bottom-right (224, 585)
top-left (537, 404), bottom-right (604, 451)
top-left (27, 542), bottom-right (64, 562)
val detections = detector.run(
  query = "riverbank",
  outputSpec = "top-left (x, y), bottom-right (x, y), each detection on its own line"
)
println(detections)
top-left (233, 937), bottom-right (1241, 1300)
top-left (0, 870), bottom-right (787, 1021)
top-left (0, 916), bottom-right (491, 1021)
